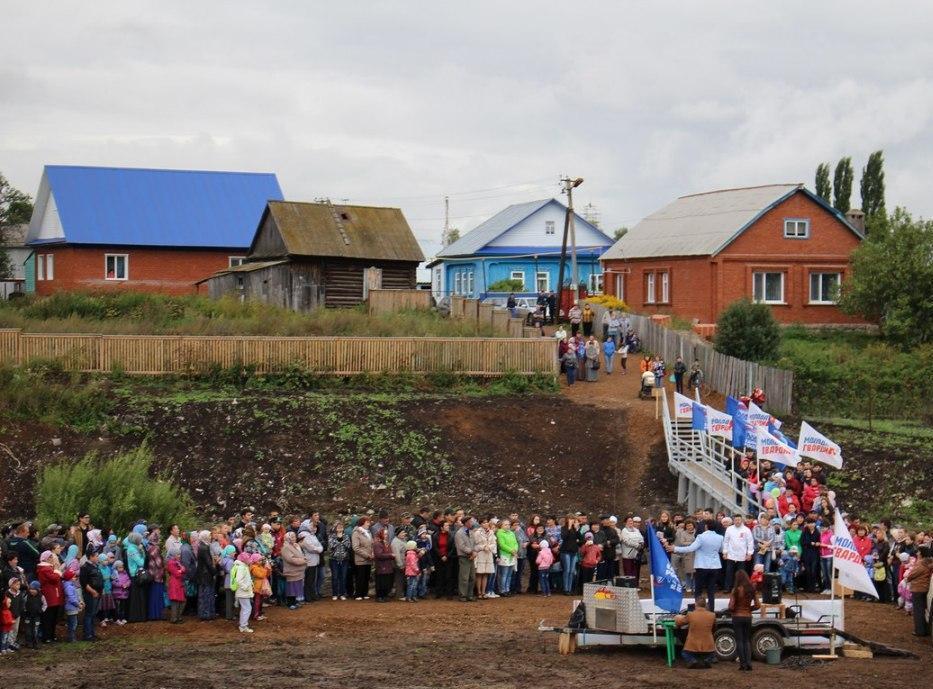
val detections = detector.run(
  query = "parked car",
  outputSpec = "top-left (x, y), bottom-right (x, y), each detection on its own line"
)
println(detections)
top-left (481, 295), bottom-right (537, 321)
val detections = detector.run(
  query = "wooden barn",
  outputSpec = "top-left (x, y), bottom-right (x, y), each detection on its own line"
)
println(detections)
top-left (200, 201), bottom-right (424, 310)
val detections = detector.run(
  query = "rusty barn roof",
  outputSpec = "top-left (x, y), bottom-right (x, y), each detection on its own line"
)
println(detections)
top-left (262, 201), bottom-right (424, 263)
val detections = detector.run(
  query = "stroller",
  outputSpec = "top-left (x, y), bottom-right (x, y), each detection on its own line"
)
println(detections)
top-left (638, 371), bottom-right (655, 399)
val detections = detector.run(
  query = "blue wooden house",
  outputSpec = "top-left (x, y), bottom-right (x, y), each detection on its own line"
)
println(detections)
top-left (427, 198), bottom-right (612, 299)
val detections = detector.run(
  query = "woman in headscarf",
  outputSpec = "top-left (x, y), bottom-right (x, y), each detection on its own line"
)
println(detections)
top-left (146, 531), bottom-right (166, 621)
top-left (196, 529), bottom-right (218, 620)
top-left (280, 531), bottom-right (306, 609)
top-left (181, 531), bottom-right (199, 615)
top-left (165, 544), bottom-right (186, 624)
top-left (351, 516), bottom-right (374, 600)
top-left (62, 543), bottom-right (80, 572)
top-left (220, 544), bottom-right (237, 620)
top-left (125, 530), bottom-right (148, 623)
top-left (36, 550), bottom-right (62, 642)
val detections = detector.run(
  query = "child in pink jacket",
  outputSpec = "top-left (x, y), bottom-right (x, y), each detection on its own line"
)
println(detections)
top-left (536, 540), bottom-right (554, 597)
top-left (404, 541), bottom-right (421, 602)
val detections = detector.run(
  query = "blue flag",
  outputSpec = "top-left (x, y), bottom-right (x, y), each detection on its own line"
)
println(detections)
top-left (733, 407), bottom-right (748, 449)
top-left (647, 523), bottom-right (683, 613)
top-left (691, 402), bottom-right (707, 431)
top-left (725, 395), bottom-right (741, 417)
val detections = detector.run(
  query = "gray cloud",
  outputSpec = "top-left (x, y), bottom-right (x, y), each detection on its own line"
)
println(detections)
top-left (2, 0), bottom-right (932, 264)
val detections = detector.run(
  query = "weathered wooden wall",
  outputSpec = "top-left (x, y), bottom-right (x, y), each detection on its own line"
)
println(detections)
top-left (0, 330), bottom-right (557, 376)
top-left (367, 289), bottom-right (433, 314)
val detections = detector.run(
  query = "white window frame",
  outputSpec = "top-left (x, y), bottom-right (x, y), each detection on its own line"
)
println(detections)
top-left (753, 271), bottom-right (784, 304)
top-left (510, 270), bottom-right (525, 290)
top-left (466, 271), bottom-right (474, 295)
top-left (545, 220), bottom-right (556, 235)
top-left (37, 254), bottom-right (45, 281)
top-left (454, 272), bottom-right (462, 295)
top-left (646, 272), bottom-right (656, 303)
top-left (105, 254), bottom-right (129, 281)
top-left (783, 218), bottom-right (810, 239)
top-left (536, 271), bottom-right (549, 292)
top-left (228, 256), bottom-right (246, 268)
top-left (660, 271), bottom-right (669, 303)
top-left (809, 272), bottom-right (841, 304)
top-left (588, 273), bottom-right (603, 294)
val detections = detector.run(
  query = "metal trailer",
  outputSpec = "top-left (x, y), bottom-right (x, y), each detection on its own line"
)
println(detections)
top-left (540, 581), bottom-right (843, 662)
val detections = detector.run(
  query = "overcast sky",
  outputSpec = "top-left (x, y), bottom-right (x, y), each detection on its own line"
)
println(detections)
top-left (2, 1), bottom-right (932, 262)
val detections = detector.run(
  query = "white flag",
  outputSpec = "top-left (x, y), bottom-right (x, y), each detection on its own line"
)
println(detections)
top-left (746, 401), bottom-right (771, 430)
top-left (706, 407), bottom-right (733, 440)
top-left (798, 421), bottom-right (843, 469)
top-left (755, 427), bottom-right (799, 467)
top-left (832, 509), bottom-right (878, 598)
top-left (674, 392), bottom-right (695, 419)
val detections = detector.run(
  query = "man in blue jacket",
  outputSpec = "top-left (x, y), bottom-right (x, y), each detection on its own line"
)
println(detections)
top-left (669, 519), bottom-right (724, 612)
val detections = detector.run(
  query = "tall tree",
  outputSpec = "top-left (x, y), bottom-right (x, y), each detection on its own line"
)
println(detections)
top-left (859, 150), bottom-right (886, 235)
top-left (613, 226), bottom-right (629, 241)
top-left (0, 173), bottom-right (35, 279)
top-left (815, 163), bottom-right (832, 201)
top-left (838, 207), bottom-right (933, 348)
top-left (833, 157), bottom-right (854, 213)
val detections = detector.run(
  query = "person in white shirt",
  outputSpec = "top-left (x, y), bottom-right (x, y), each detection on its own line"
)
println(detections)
top-left (722, 513), bottom-right (754, 591)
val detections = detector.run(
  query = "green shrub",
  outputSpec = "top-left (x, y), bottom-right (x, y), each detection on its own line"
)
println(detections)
top-left (715, 299), bottom-right (780, 361)
top-left (777, 329), bottom-right (933, 420)
top-left (0, 365), bottom-right (111, 431)
top-left (35, 444), bottom-right (197, 532)
top-left (487, 279), bottom-right (525, 292)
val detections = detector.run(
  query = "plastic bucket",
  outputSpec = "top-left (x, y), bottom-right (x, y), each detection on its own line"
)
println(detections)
top-left (765, 648), bottom-right (782, 665)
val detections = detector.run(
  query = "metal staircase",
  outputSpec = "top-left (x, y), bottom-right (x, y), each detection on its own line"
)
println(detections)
top-left (660, 388), bottom-right (765, 515)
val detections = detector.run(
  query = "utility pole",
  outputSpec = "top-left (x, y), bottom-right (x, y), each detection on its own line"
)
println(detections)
top-left (560, 176), bottom-right (584, 301)
top-left (444, 195), bottom-right (449, 238)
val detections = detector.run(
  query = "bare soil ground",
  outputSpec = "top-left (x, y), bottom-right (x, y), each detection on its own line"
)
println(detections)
top-left (0, 593), bottom-right (926, 689)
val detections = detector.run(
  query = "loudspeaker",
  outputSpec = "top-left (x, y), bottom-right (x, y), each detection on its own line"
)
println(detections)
top-left (763, 573), bottom-right (782, 604)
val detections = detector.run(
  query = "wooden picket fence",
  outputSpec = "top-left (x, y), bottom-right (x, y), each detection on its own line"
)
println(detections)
top-left (0, 329), bottom-right (558, 376)
top-left (449, 295), bottom-right (536, 339)
top-left (367, 289), bottom-right (433, 315)
top-left (625, 314), bottom-right (794, 414)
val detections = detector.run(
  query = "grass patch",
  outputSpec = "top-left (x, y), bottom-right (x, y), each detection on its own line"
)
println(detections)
top-left (0, 292), bottom-right (502, 337)
top-left (814, 417), bottom-right (933, 441)
top-left (776, 326), bottom-right (933, 421)
top-left (0, 364), bottom-right (112, 432)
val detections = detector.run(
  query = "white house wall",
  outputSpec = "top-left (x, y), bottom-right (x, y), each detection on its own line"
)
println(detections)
top-left (35, 190), bottom-right (64, 241)
top-left (486, 203), bottom-right (606, 250)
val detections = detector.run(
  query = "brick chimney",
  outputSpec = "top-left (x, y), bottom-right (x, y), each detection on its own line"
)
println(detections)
top-left (846, 208), bottom-right (866, 233)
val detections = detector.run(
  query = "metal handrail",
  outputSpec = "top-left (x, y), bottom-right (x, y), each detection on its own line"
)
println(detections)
top-left (660, 388), bottom-right (766, 515)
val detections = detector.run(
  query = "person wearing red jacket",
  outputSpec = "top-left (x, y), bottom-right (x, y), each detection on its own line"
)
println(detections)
top-left (801, 479), bottom-right (821, 514)
top-left (36, 551), bottom-right (62, 643)
top-left (777, 491), bottom-right (801, 515)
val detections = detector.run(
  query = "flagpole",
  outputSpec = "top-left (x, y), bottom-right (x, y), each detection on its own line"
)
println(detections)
top-left (649, 556), bottom-right (658, 645)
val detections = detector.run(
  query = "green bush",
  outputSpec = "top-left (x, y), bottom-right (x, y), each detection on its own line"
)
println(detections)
top-left (0, 365), bottom-right (112, 431)
top-left (777, 329), bottom-right (933, 420)
top-left (35, 444), bottom-right (197, 532)
top-left (714, 299), bottom-right (780, 361)
top-left (487, 279), bottom-right (525, 292)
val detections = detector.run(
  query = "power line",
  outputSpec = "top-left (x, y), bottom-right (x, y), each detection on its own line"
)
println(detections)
top-left (365, 177), bottom-right (557, 202)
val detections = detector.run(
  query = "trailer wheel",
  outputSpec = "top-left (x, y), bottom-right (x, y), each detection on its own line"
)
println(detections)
top-left (714, 628), bottom-right (737, 661)
top-left (751, 627), bottom-right (783, 662)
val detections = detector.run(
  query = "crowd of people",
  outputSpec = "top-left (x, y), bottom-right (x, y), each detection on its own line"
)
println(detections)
top-left (1, 500), bottom-right (930, 653)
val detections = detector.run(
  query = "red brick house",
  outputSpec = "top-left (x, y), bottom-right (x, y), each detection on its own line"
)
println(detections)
top-left (600, 184), bottom-right (866, 325)
top-left (26, 165), bottom-right (283, 295)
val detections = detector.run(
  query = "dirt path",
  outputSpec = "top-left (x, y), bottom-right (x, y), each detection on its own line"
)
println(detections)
top-left (557, 343), bottom-right (680, 515)
top-left (1, 594), bottom-right (925, 689)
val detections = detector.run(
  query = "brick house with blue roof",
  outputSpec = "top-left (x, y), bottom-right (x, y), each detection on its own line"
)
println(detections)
top-left (426, 198), bottom-right (612, 300)
top-left (25, 165), bottom-right (283, 295)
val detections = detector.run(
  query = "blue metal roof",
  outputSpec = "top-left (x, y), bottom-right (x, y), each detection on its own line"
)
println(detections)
top-left (437, 199), bottom-right (554, 257)
top-left (436, 198), bottom-right (611, 258)
top-left (36, 165), bottom-right (283, 248)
